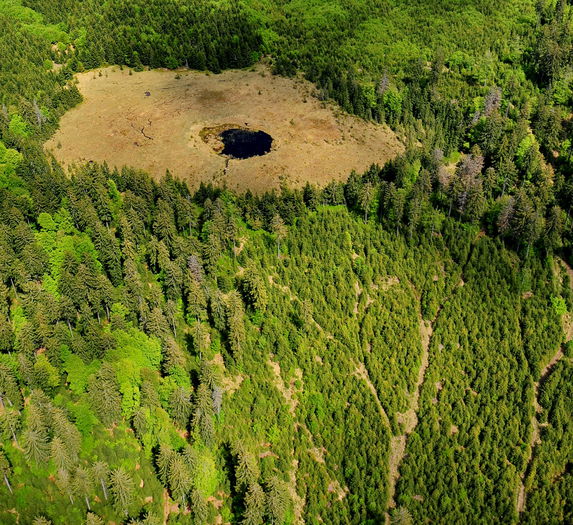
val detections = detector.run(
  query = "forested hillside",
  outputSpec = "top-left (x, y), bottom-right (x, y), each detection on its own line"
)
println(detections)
top-left (0, 160), bottom-right (570, 524)
top-left (1, 0), bottom-right (573, 523)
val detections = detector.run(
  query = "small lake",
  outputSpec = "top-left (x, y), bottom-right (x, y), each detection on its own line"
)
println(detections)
top-left (220, 128), bottom-right (273, 159)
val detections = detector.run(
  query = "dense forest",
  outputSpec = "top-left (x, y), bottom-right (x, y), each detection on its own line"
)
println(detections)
top-left (1, 0), bottom-right (573, 523)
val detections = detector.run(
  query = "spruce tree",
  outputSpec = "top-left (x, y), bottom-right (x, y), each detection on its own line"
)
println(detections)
top-left (109, 467), bottom-right (134, 516)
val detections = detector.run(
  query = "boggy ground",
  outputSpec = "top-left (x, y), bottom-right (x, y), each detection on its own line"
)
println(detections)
top-left (46, 65), bottom-right (404, 192)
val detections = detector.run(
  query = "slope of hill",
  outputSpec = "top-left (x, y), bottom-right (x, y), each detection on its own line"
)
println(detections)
top-left (0, 0), bottom-right (572, 523)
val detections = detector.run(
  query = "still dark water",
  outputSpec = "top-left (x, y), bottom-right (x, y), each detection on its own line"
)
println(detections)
top-left (220, 129), bottom-right (273, 159)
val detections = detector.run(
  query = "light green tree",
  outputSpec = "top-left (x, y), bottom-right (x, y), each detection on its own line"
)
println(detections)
top-left (74, 466), bottom-right (94, 510)
top-left (242, 482), bottom-right (265, 525)
top-left (32, 517), bottom-right (52, 525)
top-left (168, 453), bottom-right (192, 504)
top-left (110, 467), bottom-right (134, 516)
top-left (23, 428), bottom-right (49, 465)
top-left (92, 461), bottom-right (110, 501)
top-left (267, 476), bottom-right (289, 524)
top-left (391, 506), bottom-right (413, 525)
top-left (85, 513), bottom-right (104, 525)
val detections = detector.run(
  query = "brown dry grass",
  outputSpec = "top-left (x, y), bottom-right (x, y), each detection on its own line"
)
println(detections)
top-left (45, 65), bottom-right (404, 192)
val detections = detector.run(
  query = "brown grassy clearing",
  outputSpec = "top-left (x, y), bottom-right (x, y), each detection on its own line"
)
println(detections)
top-left (45, 65), bottom-right (404, 192)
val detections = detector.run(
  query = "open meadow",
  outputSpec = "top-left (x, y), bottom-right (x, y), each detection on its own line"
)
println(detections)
top-left (46, 65), bottom-right (404, 192)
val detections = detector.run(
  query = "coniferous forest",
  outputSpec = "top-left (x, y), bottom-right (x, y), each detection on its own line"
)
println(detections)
top-left (1, 0), bottom-right (573, 523)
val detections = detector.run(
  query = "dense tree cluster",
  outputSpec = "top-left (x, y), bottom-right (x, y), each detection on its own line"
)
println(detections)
top-left (24, 0), bottom-right (261, 72)
top-left (0, 156), bottom-right (568, 523)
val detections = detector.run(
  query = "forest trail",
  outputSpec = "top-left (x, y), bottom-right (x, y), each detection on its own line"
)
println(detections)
top-left (538, 348), bottom-right (565, 386)
top-left (518, 401), bottom-right (541, 513)
top-left (517, 259), bottom-right (571, 514)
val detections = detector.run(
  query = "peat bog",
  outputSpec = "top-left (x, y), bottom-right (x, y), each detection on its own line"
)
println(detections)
top-left (45, 65), bottom-right (403, 192)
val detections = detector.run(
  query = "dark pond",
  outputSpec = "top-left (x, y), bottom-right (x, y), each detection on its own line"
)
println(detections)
top-left (219, 128), bottom-right (273, 159)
